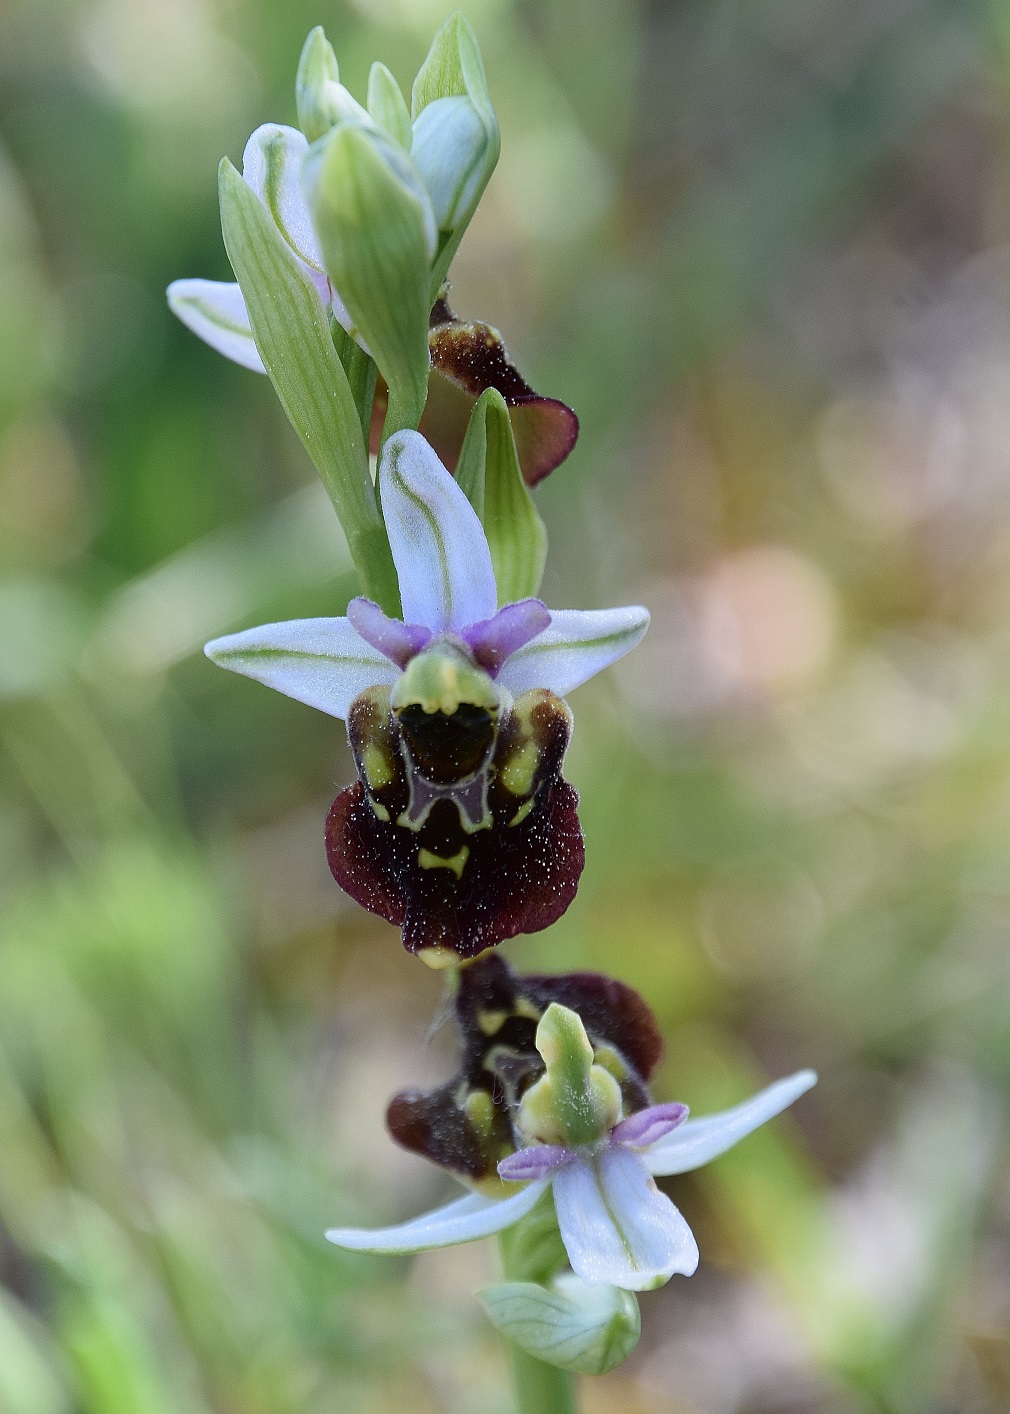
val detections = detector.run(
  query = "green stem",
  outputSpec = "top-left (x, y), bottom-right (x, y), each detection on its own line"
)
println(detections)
top-left (505, 1343), bottom-right (577, 1414)
top-left (498, 1227), bottom-right (578, 1414)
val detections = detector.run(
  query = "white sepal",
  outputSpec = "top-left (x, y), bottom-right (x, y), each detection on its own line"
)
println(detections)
top-left (242, 124), bottom-right (324, 272)
top-left (204, 618), bottom-right (398, 720)
top-left (497, 606), bottom-right (650, 698)
top-left (167, 280), bottom-right (265, 373)
top-left (325, 1179), bottom-right (550, 1254)
top-left (379, 431), bottom-right (498, 633)
top-left (645, 1070), bottom-right (818, 1177)
top-left (552, 1148), bottom-right (699, 1291)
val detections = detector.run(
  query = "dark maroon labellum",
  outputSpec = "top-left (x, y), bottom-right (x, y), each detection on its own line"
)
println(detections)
top-left (369, 300), bottom-right (580, 487)
top-left (325, 684), bottom-right (585, 960)
top-left (386, 953), bottom-right (664, 1185)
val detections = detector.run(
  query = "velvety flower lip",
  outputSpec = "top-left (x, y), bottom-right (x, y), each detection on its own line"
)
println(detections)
top-left (326, 1069), bottom-right (817, 1291)
top-left (385, 954), bottom-right (664, 1184)
top-left (168, 124), bottom-right (363, 368)
top-left (204, 430), bottom-right (649, 723)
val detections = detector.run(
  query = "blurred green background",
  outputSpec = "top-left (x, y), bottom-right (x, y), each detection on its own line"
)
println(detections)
top-left (1, 0), bottom-right (1008, 1409)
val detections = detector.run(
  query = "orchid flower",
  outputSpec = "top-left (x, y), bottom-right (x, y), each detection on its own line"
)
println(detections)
top-left (168, 123), bottom-right (370, 371)
top-left (327, 981), bottom-right (816, 1292)
top-left (204, 432), bottom-right (648, 961)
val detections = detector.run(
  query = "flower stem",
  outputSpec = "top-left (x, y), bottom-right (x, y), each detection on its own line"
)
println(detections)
top-left (505, 1342), bottom-right (577, 1414)
top-left (498, 1225), bottom-right (579, 1414)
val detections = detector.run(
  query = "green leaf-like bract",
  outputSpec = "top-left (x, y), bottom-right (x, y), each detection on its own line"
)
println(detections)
top-left (456, 388), bottom-right (547, 604)
top-left (411, 11), bottom-right (500, 296)
top-left (218, 158), bottom-right (399, 615)
top-left (305, 126), bottom-right (432, 440)
top-left (479, 1277), bottom-right (641, 1376)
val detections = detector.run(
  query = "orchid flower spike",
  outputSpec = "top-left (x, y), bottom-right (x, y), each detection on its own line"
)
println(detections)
top-left (327, 985), bottom-right (816, 1292)
top-left (204, 431), bottom-right (649, 961)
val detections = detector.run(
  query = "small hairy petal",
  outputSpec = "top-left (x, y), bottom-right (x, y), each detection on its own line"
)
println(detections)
top-left (167, 279), bottom-right (265, 373)
top-left (644, 1070), bottom-right (818, 1177)
top-left (346, 597), bottom-right (431, 668)
top-left (325, 1179), bottom-right (550, 1255)
top-left (612, 1102), bottom-right (689, 1150)
top-left (498, 1145), bottom-right (574, 1182)
top-left (553, 1148), bottom-right (699, 1291)
top-left (379, 431), bottom-right (498, 633)
top-left (497, 607), bottom-right (650, 698)
top-left (461, 599), bottom-right (551, 676)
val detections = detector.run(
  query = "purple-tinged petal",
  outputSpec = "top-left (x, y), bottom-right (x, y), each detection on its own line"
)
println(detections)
top-left (644, 1070), bottom-right (817, 1177)
top-left (498, 1146), bottom-right (574, 1182)
top-left (346, 597), bottom-right (431, 668)
top-left (325, 1178), bottom-right (550, 1255)
top-left (553, 1148), bottom-right (699, 1291)
top-left (461, 599), bottom-right (552, 676)
top-left (379, 430), bottom-right (498, 634)
top-left (497, 607), bottom-right (650, 699)
top-left (612, 1103), bottom-right (689, 1150)
top-left (204, 618), bottom-right (399, 719)
top-left (242, 124), bottom-right (323, 272)
top-left (167, 280), bottom-right (266, 373)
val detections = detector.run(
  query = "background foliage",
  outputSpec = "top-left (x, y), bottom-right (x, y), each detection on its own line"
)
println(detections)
top-left (0, 0), bottom-right (1008, 1409)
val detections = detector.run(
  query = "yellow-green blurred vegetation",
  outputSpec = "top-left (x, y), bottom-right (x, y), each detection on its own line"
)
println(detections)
top-left (1, 0), bottom-right (1009, 1409)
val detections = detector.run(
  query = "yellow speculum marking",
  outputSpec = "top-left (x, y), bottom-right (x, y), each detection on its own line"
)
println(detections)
top-left (513, 997), bottom-right (542, 1023)
top-left (499, 740), bottom-right (539, 797)
top-left (463, 1089), bottom-right (496, 1136)
top-left (508, 799), bottom-right (535, 828)
top-left (361, 743), bottom-right (395, 791)
top-left (477, 1008), bottom-right (508, 1036)
top-left (418, 844), bottom-right (470, 879)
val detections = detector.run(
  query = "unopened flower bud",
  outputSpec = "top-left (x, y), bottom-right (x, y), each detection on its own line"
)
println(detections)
top-left (296, 26), bottom-right (370, 143)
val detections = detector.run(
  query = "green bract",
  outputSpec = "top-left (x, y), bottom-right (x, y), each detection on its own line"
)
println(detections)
top-left (456, 387), bottom-right (548, 604)
top-left (304, 124), bottom-right (435, 440)
top-left (217, 157), bottom-right (399, 614)
top-left (367, 62), bottom-right (412, 150)
top-left (479, 1276), bottom-right (641, 1376)
top-left (411, 12), bottom-right (501, 296)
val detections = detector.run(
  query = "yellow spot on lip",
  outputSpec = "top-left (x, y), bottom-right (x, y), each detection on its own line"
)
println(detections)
top-left (477, 1009), bottom-right (508, 1036)
top-left (500, 741), bottom-right (539, 797)
top-left (464, 1089), bottom-right (496, 1135)
top-left (418, 844), bottom-right (470, 879)
top-left (508, 798), bottom-right (535, 827)
top-left (361, 742), bottom-right (395, 791)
